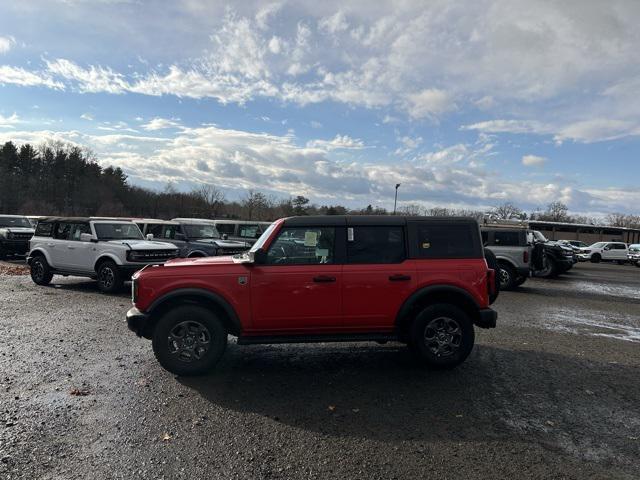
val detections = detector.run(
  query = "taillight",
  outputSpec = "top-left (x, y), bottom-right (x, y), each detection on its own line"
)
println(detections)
top-left (523, 251), bottom-right (529, 263)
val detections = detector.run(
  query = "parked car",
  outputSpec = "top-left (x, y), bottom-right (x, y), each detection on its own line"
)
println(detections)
top-left (0, 215), bottom-right (35, 259)
top-left (627, 244), bottom-right (640, 267)
top-left (170, 218), bottom-right (252, 256)
top-left (481, 227), bottom-right (531, 290)
top-left (27, 217), bottom-right (179, 293)
top-left (557, 239), bottom-right (589, 253)
top-left (127, 215), bottom-right (498, 376)
top-left (528, 230), bottom-right (575, 277)
top-left (212, 220), bottom-right (272, 245)
top-left (578, 241), bottom-right (628, 264)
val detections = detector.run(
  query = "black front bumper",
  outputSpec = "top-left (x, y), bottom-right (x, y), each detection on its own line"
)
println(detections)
top-left (0, 240), bottom-right (30, 255)
top-left (126, 307), bottom-right (150, 337)
top-left (476, 308), bottom-right (497, 329)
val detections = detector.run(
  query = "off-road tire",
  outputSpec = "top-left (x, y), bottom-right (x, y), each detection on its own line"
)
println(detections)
top-left (498, 262), bottom-right (517, 290)
top-left (591, 253), bottom-right (601, 263)
top-left (408, 304), bottom-right (475, 369)
top-left (152, 305), bottom-right (227, 376)
top-left (514, 275), bottom-right (527, 287)
top-left (96, 260), bottom-right (123, 293)
top-left (30, 255), bottom-right (53, 285)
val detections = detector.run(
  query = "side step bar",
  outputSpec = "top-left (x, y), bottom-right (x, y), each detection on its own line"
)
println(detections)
top-left (237, 333), bottom-right (399, 345)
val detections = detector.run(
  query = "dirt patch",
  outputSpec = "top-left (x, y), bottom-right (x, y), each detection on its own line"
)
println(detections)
top-left (0, 262), bottom-right (28, 275)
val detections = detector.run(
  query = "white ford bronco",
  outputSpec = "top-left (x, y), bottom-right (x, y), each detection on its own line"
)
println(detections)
top-left (28, 217), bottom-right (178, 293)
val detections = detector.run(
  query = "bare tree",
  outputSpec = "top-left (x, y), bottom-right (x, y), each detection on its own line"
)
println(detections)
top-left (194, 184), bottom-right (225, 218)
top-left (491, 202), bottom-right (523, 220)
top-left (541, 201), bottom-right (570, 222)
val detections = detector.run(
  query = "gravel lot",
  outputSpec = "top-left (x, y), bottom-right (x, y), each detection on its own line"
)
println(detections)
top-left (0, 261), bottom-right (639, 479)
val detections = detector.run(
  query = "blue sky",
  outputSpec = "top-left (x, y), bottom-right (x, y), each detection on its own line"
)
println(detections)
top-left (1, 0), bottom-right (639, 216)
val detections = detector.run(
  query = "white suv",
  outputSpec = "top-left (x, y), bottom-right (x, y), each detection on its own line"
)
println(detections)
top-left (28, 217), bottom-right (178, 293)
top-left (578, 241), bottom-right (628, 264)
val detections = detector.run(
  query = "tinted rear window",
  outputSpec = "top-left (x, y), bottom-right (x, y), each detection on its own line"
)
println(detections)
top-left (493, 231), bottom-right (522, 246)
top-left (409, 222), bottom-right (480, 259)
top-left (347, 226), bottom-right (405, 264)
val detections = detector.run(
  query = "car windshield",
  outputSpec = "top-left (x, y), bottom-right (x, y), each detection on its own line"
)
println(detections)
top-left (0, 216), bottom-right (32, 228)
top-left (183, 223), bottom-right (221, 239)
top-left (590, 242), bottom-right (606, 248)
top-left (94, 223), bottom-right (144, 240)
top-left (532, 230), bottom-right (547, 242)
top-left (629, 245), bottom-right (640, 252)
top-left (250, 222), bottom-right (277, 253)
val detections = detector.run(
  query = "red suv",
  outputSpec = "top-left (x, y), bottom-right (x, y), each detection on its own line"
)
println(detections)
top-left (127, 216), bottom-right (498, 375)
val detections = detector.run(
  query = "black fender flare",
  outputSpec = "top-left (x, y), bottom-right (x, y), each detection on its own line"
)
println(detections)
top-left (147, 288), bottom-right (242, 336)
top-left (395, 284), bottom-right (482, 332)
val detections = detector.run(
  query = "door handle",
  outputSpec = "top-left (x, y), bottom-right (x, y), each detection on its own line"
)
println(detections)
top-left (313, 275), bottom-right (336, 283)
top-left (389, 274), bottom-right (411, 281)
top-left (47, 243), bottom-right (54, 247)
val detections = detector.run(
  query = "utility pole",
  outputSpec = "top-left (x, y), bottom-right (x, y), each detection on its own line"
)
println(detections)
top-left (393, 183), bottom-right (401, 214)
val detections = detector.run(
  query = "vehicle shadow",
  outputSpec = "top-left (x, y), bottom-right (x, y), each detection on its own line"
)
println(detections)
top-left (177, 343), bottom-right (640, 465)
top-left (41, 279), bottom-right (131, 298)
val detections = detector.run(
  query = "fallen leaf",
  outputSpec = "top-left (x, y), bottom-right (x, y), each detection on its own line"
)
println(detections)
top-left (69, 388), bottom-right (90, 397)
top-left (162, 433), bottom-right (172, 441)
top-left (546, 420), bottom-right (555, 427)
top-left (328, 405), bottom-right (336, 412)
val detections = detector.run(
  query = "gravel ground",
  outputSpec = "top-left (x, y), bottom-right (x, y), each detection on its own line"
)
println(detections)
top-left (0, 261), bottom-right (639, 479)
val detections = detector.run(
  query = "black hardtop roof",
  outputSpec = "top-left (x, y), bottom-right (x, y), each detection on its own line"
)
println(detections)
top-left (283, 215), bottom-right (479, 227)
top-left (38, 217), bottom-right (132, 223)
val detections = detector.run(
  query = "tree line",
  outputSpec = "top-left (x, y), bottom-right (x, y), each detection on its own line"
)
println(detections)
top-left (0, 140), bottom-right (638, 228)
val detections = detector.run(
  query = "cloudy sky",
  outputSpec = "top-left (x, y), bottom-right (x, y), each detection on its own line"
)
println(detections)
top-left (1, 0), bottom-right (639, 215)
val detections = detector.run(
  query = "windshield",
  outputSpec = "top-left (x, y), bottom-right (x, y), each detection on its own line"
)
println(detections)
top-left (250, 222), bottom-right (277, 252)
top-left (0, 216), bottom-right (32, 228)
top-left (532, 230), bottom-right (547, 242)
top-left (183, 223), bottom-right (220, 239)
top-left (94, 223), bottom-right (144, 240)
top-left (590, 242), bottom-right (606, 248)
top-left (628, 244), bottom-right (640, 252)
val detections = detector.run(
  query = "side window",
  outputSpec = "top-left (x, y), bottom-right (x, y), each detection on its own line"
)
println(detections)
top-left (615, 243), bottom-right (626, 250)
top-left (147, 224), bottom-right (164, 238)
top-left (216, 223), bottom-right (236, 235)
top-left (493, 231), bottom-right (521, 246)
top-left (266, 227), bottom-right (335, 265)
top-left (412, 223), bottom-right (477, 258)
top-left (481, 231), bottom-right (489, 245)
top-left (239, 224), bottom-right (260, 239)
top-left (35, 222), bottom-right (53, 237)
top-left (70, 223), bottom-right (90, 241)
top-left (347, 226), bottom-right (405, 264)
top-left (54, 222), bottom-right (72, 240)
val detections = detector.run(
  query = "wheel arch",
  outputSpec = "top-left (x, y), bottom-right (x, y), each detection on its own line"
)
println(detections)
top-left (144, 288), bottom-right (242, 338)
top-left (93, 254), bottom-right (122, 272)
top-left (395, 285), bottom-right (481, 340)
top-left (28, 247), bottom-right (51, 265)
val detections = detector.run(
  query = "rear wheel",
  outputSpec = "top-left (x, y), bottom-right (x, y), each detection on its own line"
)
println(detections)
top-left (498, 262), bottom-right (516, 290)
top-left (30, 255), bottom-right (53, 285)
top-left (152, 305), bottom-right (227, 376)
top-left (408, 304), bottom-right (475, 369)
top-left (591, 253), bottom-right (601, 263)
top-left (96, 260), bottom-right (123, 293)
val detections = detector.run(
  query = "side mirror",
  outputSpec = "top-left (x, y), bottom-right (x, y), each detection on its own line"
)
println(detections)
top-left (80, 233), bottom-right (96, 242)
top-left (222, 233), bottom-right (229, 240)
top-left (253, 248), bottom-right (268, 265)
top-left (604, 246), bottom-right (610, 251)
top-left (146, 233), bottom-right (154, 240)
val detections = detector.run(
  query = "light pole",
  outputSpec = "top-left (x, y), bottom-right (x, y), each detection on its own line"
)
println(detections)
top-left (393, 183), bottom-right (401, 214)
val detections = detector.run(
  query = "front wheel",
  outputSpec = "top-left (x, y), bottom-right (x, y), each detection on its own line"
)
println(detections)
top-left (96, 260), bottom-right (123, 293)
top-left (408, 304), bottom-right (475, 369)
top-left (498, 263), bottom-right (516, 290)
top-left (514, 275), bottom-right (527, 287)
top-left (152, 305), bottom-right (227, 376)
top-left (536, 256), bottom-right (557, 278)
top-left (30, 255), bottom-right (53, 285)
top-left (591, 253), bottom-right (601, 263)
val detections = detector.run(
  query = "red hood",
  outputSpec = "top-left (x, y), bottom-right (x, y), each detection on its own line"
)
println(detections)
top-left (164, 255), bottom-right (237, 268)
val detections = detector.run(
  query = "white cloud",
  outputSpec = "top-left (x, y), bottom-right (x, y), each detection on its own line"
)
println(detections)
top-left (0, 65), bottom-right (63, 89)
top-left (46, 58), bottom-right (128, 94)
top-left (0, 112), bottom-right (20, 128)
top-left (306, 134), bottom-right (365, 150)
top-left (522, 154), bottom-right (547, 167)
top-left (405, 89), bottom-right (454, 119)
top-left (319, 11), bottom-right (349, 34)
top-left (141, 117), bottom-right (182, 131)
top-left (0, 36), bottom-right (15, 54)
top-left (80, 113), bottom-right (94, 121)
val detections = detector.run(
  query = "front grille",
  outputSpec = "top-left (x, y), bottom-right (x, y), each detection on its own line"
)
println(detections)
top-left (128, 250), bottom-right (178, 262)
top-left (9, 233), bottom-right (32, 240)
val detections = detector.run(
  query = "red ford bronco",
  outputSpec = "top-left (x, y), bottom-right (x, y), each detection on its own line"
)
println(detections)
top-left (127, 216), bottom-right (498, 375)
